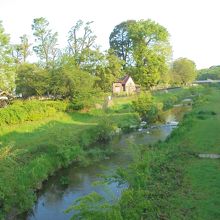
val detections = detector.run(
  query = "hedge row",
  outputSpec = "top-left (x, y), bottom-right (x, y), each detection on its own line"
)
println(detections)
top-left (0, 100), bottom-right (68, 127)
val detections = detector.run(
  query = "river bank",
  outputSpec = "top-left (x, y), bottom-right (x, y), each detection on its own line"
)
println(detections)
top-left (0, 86), bottom-right (202, 219)
top-left (68, 85), bottom-right (220, 219)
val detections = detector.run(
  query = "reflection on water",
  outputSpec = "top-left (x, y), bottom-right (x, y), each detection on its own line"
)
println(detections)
top-left (26, 106), bottom-right (189, 220)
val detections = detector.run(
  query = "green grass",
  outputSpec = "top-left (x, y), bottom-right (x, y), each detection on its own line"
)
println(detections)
top-left (76, 85), bottom-right (220, 220)
top-left (0, 86), bottom-right (212, 219)
top-left (0, 100), bottom-right (140, 219)
top-left (132, 85), bottom-right (220, 219)
top-left (169, 86), bottom-right (220, 219)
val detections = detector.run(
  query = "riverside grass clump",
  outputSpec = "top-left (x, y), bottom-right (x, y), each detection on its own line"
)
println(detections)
top-left (0, 98), bottom-right (140, 219)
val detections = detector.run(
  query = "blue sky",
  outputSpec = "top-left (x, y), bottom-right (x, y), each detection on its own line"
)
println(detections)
top-left (1, 0), bottom-right (220, 69)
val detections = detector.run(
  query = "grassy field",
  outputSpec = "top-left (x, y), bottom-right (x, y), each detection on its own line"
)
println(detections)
top-left (169, 85), bottom-right (220, 219)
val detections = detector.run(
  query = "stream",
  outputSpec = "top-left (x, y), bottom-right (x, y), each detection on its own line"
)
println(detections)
top-left (25, 106), bottom-right (189, 220)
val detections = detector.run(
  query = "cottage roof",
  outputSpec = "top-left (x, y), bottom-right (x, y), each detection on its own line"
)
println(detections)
top-left (115, 75), bottom-right (130, 85)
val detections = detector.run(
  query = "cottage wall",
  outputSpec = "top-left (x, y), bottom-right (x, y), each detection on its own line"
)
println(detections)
top-left (125, 77), bottom-right (136, 94)
top-left (112, 83), bottom-right (123, 94)
top-left (112, 76), bottom-right (138, 95)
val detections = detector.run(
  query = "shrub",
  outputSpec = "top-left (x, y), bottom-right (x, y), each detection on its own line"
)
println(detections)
top-left (132, 92), bottom-right (163, 123)
top-left (93, 117), bottom-right (117, 144)
top-left (0, 100), bottom-right (67, 127)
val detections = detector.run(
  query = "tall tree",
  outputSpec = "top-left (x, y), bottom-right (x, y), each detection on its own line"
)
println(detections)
top-left (170, 58), bottom-right (197, 85)
top-left (129, 19), bottom-right (171, 89)
top-left (12, 35), bottom-right (32, 64)
top-left (32, 17), bottom-right (59, 67)
top-left (0, 21), bottom-right (15, 92)
top-left (109, 20), bottom-right (135, 66)
top-left (109, 19), bottom-right (171, 89)
top-left (67, 20), bottom-right (97, 66)
top-left (19, 34), bottom-right (32, 63)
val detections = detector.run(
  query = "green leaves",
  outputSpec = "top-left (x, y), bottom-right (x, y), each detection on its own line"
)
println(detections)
top-left (171, 58), bottom-right (197, 85)
top-left (66, 192), bottom-right (123, 220)
top-left (110, 19), bottom-right (171, 89)
top-left (16, 63), bottom-right (50, 97)
top-left (132, 91), bottom-right (163, 122)
top-left (32, 17), bottom-right (59, 67)
top-left (0, 21), bottom-right (15, 92)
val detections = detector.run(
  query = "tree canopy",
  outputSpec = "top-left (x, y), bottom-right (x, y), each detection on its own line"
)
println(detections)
top-left (0, 17), bottom-right (198, 106)
top-left (170, 58), bottom-right (197, 85)
top-left (32, 17), bottom-right (59, 67)
top-left (110, 19), bottom-right (172, 89)
top-left (197, 65), bottom-right (220, 80)
top-left (0, 21), bottom-right (15, 92)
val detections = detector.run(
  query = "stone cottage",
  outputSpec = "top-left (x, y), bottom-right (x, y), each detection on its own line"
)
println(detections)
top-left (112, 75), bottom-right (139, 95)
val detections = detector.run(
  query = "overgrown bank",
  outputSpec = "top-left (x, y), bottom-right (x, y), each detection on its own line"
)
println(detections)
top-left (66, 85), bottom-right (220, 220)
top-left (0, 86), bottom-right (202, 219)
top-left (0, 100), bottom-right (140, 219)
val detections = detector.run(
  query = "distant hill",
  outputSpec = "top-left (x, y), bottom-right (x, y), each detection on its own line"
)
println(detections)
top-left (197, 65), bottom-right (220, 80)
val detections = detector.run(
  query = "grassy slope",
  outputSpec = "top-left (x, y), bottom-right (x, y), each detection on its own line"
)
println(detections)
top-left (170, 86), bottom-right (220, 219)
top-left (0, 101), bottom-right (139, 218)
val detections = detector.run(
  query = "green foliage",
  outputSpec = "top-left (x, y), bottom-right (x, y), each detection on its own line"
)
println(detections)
top-left (197, 65), bottom-right (220, 80)
top-left (67, 20), bottom-right (97, 67)
top-left (95, 50), bottom-right (124, 92)
top-left (92, 117), bottom-right (117, 144)
top-left (66, 192), bottom-right (123, 220)
top-left (153, 87), bottom-right (203, 110)
top-left (170, 57), bottom-right (197, 85)
top-left (129, 19), bottom-right (171, 89)
top-left (16, 63), bottom-right (50, 97)
top-left (132, 91), bottom-right (163, 122)
top-left (60, 176), bottom-right (70, 186)
top-left (0, 100), bottom-right (67, 127)
top-left (51, 57), bottom-right (99, 108)
top-left (70, 86), bottom-right (220, 220)
top-left (109, 20), bottom-right (135, 66)
top-left (0, 21), bottom-right (15, 92)
top-left (110, 19), bottom-right (171, 89)
top-left (0, 96), bottom-right (140, 218)
top-left (32, 17), bottom-right (59, 67)
top-left (12, 34), bottom-right (32, 63)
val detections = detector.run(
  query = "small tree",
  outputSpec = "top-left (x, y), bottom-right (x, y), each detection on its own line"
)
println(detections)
top-left (132, 92), bottom-right (163, 122)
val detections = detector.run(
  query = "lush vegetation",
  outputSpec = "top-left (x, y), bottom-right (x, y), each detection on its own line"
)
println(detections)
top-left (67, 85), bottom-right (220, 219)
top-left (0, 86), bottom-right (201, 219)
top-left (0, 100), bottom-right (67, 126)
top-left (0, 98), bottom-right (140, 219)
top-left (170, 57), bottom-right (197, 85)
top-left (0, 14), bottom-right (210, 220)
top-left (197, 65), bottom-right (220, 80)
top-left (132, 86), bottom-right (200, 122)
top-left (0, 17), bottom-right (198, 102)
